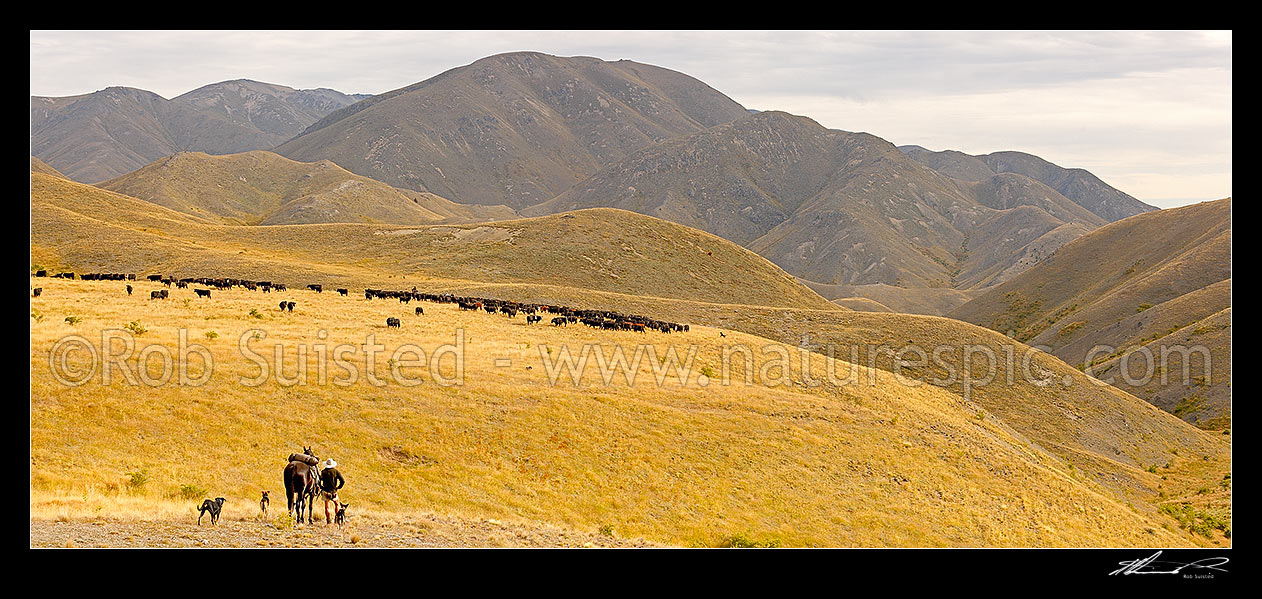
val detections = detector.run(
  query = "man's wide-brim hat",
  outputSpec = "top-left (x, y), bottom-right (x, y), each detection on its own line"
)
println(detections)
top-left (324, 458), bottom-right (337, 468)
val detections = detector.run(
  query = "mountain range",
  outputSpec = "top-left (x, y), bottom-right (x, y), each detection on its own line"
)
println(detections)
top-left (31, 79), bottom-right (369, 182)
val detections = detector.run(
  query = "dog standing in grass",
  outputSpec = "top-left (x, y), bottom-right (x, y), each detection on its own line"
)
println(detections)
top-left (198, 497), bottom-right (226, 525)
top-left (260, 491), bottom-right (270, 517)
top-left (335, 503), bottom-right (349, 527)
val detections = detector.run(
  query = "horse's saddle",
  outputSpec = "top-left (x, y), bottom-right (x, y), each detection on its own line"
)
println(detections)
top-left (288, 453), bottom-right (319, 467)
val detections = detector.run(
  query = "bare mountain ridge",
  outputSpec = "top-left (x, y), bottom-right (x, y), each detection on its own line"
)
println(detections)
top-left (275, 51), bottom-right (752, 210)
top-left (31, 80), bottom-right (368, 183)
top-left (527, 110), bottom-right (1109, 302)
top-left (900, 145), bottom-right (1157, 222)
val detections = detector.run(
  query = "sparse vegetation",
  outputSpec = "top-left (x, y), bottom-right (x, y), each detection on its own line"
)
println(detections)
top-left (124, 321), bottom-right (147, 336)
top-left (125, 468), bottom-right (150, 492)
top-left (177, 483), bottom-right (208, 500)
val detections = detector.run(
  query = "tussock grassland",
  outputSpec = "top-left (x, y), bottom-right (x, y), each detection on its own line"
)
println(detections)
top-left (97, 151), bottom-right (516, 226)
top-left (31, 279), bottom-right (1222, 547)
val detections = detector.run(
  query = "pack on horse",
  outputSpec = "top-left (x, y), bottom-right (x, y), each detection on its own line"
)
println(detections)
top-left (283, 446), bottom-right (321, 524)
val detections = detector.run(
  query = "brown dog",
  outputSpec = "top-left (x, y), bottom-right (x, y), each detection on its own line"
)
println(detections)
top-left (260, 490), bottom-right (270, 516)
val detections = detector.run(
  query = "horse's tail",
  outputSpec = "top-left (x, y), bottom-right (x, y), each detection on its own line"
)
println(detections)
top-left (283, 465), bottom-right (296, 511)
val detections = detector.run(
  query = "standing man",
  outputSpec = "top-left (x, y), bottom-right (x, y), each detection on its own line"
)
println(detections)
top-left (320, 458), bottom-right (345, 525)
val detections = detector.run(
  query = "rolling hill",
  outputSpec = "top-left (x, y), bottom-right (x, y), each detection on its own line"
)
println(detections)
top-left (949, 198), bottom-right (1231, 427)
top-left (275, 51), bottom-right (751, 210)
top-left (96, 151), bottom-right (516, 226)
top-left (31, 80), bottom-right (367, 183)
top-left (32, 171), bottom-right (832, 310)
top-left (30, 276), bottom-right (1224, 547)
top-left (31, 167), bottom-right (1230, 546)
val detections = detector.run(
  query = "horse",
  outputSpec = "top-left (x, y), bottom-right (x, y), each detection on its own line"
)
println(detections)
top-left (283, 446), bottom-right (320, 524)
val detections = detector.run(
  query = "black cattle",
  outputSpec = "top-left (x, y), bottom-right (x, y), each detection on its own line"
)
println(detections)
top-left (526, 314), bottom-right (542, 324)
top-left (551, 316), bottom-right (568, 326)
top-left (126, 285), bottom-right (133, 296)
top-left (32, 288), bottom-right (42, 297)
top-left (147, 275), bottom-right (163, 282)
top-left (337, 288), bottom-right (348, 296)
top-left (415, 306), bottom-right (424, 316)
top-left (35, 270), bottom-right (47, 277)
top-left (307, 284), bottom-right (322, 293)
top-left (151, 290), bottom-right (169, 300)
top-left (194, 289), bottom-right (211, 298)
top-left (386, 317), bottom-right (401, 328)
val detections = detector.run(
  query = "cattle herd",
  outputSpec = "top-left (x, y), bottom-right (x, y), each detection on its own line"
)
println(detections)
top-left (32, 270), bottom-right (691, 334)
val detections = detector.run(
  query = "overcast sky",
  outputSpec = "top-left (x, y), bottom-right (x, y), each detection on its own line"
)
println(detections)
top-left (30, 30), bottom-right (1231, 208)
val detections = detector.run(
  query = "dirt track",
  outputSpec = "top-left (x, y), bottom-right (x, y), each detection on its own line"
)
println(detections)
top-left (31, 513), bottom-right (657, 548)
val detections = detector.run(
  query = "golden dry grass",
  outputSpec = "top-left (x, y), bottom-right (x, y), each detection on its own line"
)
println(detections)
top-left (30, 278), bottom-right (1223, 547)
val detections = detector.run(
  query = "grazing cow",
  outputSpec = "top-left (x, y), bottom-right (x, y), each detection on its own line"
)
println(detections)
top-left (147, 275), bottom-right (163, 282)
top-left (552, 316), bottom-right (568, 326)
top-left (526, 314), bottom-right (542, 324)
top-left (151, 290), bottom-right (169, 300)
top-left (337, 288), bottom-right (348, 296)
top-left (194, 289), bottom-right (211, 298)
top-left (307, 284), bottom-right (322, 293)
top-left (32, 288), bottom-right (42, 298)
top-left (386, 317), bottom-right (401, 328)
top-left (415, 306), bottom-right (424, 316)
top-left (126, 285), bottom-right (133, 296)
top-left (286, 301), bottom-right (296, 312)
top-left (279, 301), bottom-right (288, 311)
top-left (35, 270), bottom-right (47, 277)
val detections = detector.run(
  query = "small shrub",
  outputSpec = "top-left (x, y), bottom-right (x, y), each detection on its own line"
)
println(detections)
top-left (31, 309), bottom-right (44, 323)
top-left (204, 330), bottom-right (219, 340)
top-left (716, 533), bottom-right (782, 548)
top-left (1136, 304), bottom-right (1153, 313)
top-left (124, 321), bottom-right (147, 336)
top-left (599, 524), bottom-right (615, 537)
top-left (178, 483), bottom-right (208, 500)
top-left (125, 468), bottom-right (150, 492)
top-left (699, 365), bottom-right (715, 379)
top-left (273, 513), bottom-right (293, 531)
top-left (249, 308), bottom-right (263, 319)
top-left (64, 315), bottom-right (82, 325)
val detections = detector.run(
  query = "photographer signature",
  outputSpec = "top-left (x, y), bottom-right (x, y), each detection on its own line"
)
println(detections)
top-left (1110, 551), bottom-right (1229, 575)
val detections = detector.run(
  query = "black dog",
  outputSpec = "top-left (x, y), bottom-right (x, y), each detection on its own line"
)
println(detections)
top-left (335, 502), bottom-right (349, 527)
top-left (198, 497), bottom-right (226, 525)
top-left (260, 491), bottom-right (270, 516)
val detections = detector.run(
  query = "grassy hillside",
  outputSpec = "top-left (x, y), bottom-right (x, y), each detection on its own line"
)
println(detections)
top-left (29, 278), bottom-right (1225, 547)
top-left (31, 171), bottom-right (1231, 545)
top-left (802, 281), bottom-right (979, 316)
top-left (31, 156), bottom-right (67, 179)
top-left (950, 199), bottom-right (1231, 426)
top-left (97, 151), bottom-right (515, 226)
top-left (33, 172), bottom-right (833, 311)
